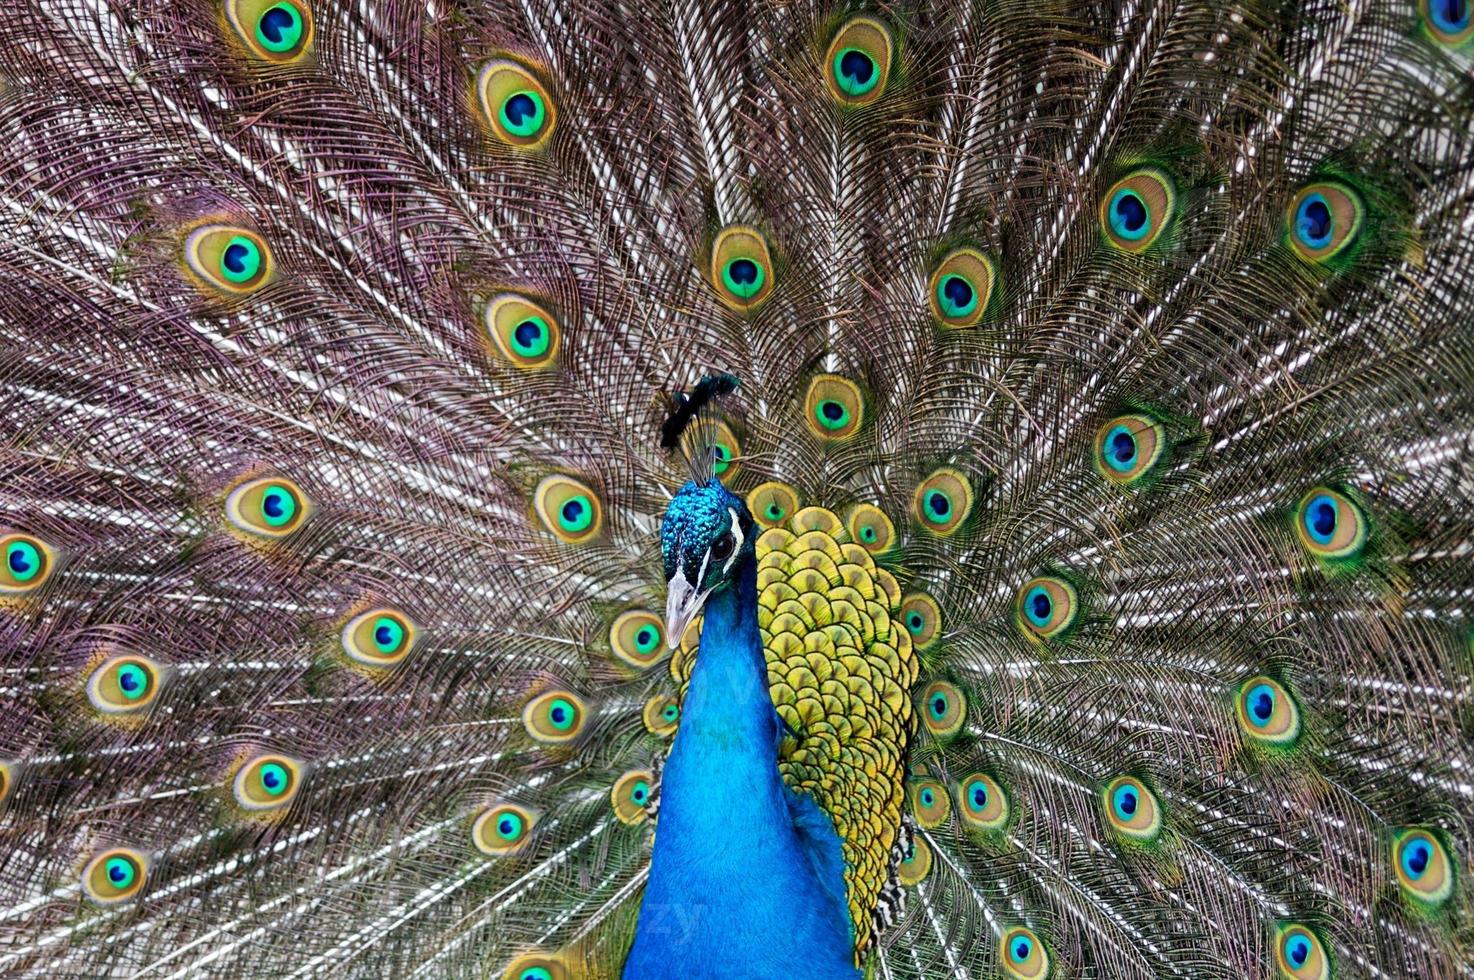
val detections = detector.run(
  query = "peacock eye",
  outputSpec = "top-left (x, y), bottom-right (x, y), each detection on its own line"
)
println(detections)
top-left (1422, 0), bottom-right (1473, 44)
top-left (1286, 182), bottom-right (1363, 264)
top-left (533, 475), bottom-right (603, 543)
top-left (898, 593), bottom-right (942, 650)
top-left (485, 293), bottom-right (561, 370)
top-left (1, 533), bottom-right (54, 594)
top-left (224, 0), bottom-right (314, 62)
top-left (1274, 923), bottom-right (1330, 980)
top-left (183, 224), bottom-right (275, 298)
top-left (87, 655), bottom-right (163, 715)
top-left (711, 225), bottom-right (775, 310)
top-left (1294, 487), bottom-right (1366, 561)
top-left (610, 611), bottom-right (667, 669)
top-left (643, 694), bottom-right (680, 735)
top-left (1235, 675), bottom-right (1301, 748)
top-left (958, 772), bottom-right (1009, 831)
top-left (748, 482), bottom-right (799, 529)
top-left (1102, 775), bottom-right (1163, 843)
top-left (803, 375), bottom-right (866, 441)
top-left (83, 849), bottom-right (148, 905)
top-left (1100, 168), bottom-right (1175, 252)
top-left (1015, 576), bottom-right (1078, 641)
top-left (681, 420), bottom-right (742, 483)
top-left (823, 16), bottom-right (893, 106)
top-left (473, 803), bottom-right (535, 855)
top-left (341, 607), bottom-right (416, 667)
top-left (233, 754), bottom-right (304, 812)
top-left (225, 476), bottom-right (310, 539)
top-left (1393, 828), bottom-right (1453, 909)
top-left (477, 60), bottom-right (557, 148)
top-left (912, 468), bottom-right (974, 536)
top-left (611, 769), bottom-right (656, 824)
top-left (1094, 414), bottom-right (1166, 485)
top-left (999, 926), bottom-right (1049, 979)
top-left (897, 835), bottom-right (932, 885)
top-left (522, 689), bottom-right (587, 743)
top-left (710, 532), bottom-right (735, 562)
top-left (910, 779), bottom-right (950, 828)
top-left (928, 248), bottom-right (996, 328)
top-left (919, 680), bottom-right (965, 738)
top-left (846, 503), bottom-right (894, 554)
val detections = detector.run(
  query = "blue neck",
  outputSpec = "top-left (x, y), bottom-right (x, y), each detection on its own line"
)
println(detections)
top-left (623, 558), bottom-right (859, 979)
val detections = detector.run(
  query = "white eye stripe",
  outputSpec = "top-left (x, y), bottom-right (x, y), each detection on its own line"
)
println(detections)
top-left (722, 507), bottom-right (743, 574)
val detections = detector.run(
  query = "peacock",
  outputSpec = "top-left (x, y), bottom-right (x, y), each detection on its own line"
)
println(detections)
top-left (1, 0), bottom-right (1473, 976)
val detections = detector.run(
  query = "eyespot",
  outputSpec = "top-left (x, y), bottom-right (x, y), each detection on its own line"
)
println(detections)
top-left (928, 247), bottom-right (996, 329)
top-left (1235, 676), bottom-right (1301, 748)
top-left (611, 769), bottom-right (655, 825)
top-left (500, 952), bottom-right (570, 980)
top-left (912, 468), bottom-right (973, 536)
top-left (474, 803), bottom-right (536, 856)
top-left (1102, 775), bottom-right (1162, 843)
top-left (803, 374), bottom-right (866, 442)
top-left (919, 680), bottom-right (965, 738)
top-left (683, 420), bottom-right (741, 482)
top-left (1000, 926), bottom-right (1049, 980)
top-left (898, 593), bottom-right (942, 651)
top-left (958, 772), bottom-right (1009, 831)
top-left (338, 607), bottom-right (417, 668)
top-left (910, 779), bottom-right (950, 828)
top-left (224, 476), bottom-right (310, 540)
top-left (1274, 923), bottom-right (1331, 980)
top-left (1100, 167), bottom-right (1175, 252)
top-left (1293, 487), bottom-right (1367, 561)
top-left (643, 694), bottom-right (680, 736)
top-left (748, 482), bottom-right (800, 530)
top-left (823, 15), bottom-right (893, 106)
top-left (82, 848), bottom-right (148, 905)
top-left (896, 835), bottom-right (933, 886)
top-left (522, 690), bottom-right (587, 744)
top-left (1393, 828), bottom-right (1454, 909)
top-left (1286, 182), bottom-right (1364, 264)
top-left (485, 293), bottom-right (560, 370)
top-left (232, 754), bottom-right (303, 812)
top-left (86, 654), bottom-right (163, 715)
top-left (476, 59), bottom-right (556, 148)
top-left (224, 0), bottom-right (314, 62)
top-left (609, 611), bottom-right (666, 670)
top-left (533, 475), bottom-right (602, 544)
top-left (1015, 577), bottom-right (1078, 641)
top-left (844, 503), bottom-right (895, 555)
top-left (0, 533), bottom-right (55, 595)
top-left (710, 225), bottom-right (775, 310)
top-left (1094, 414), bottom-right (1165, 485)
top-left (183, 224), bottom-right (274, 298)
top-left (1421, 0), bottom-right (1474, 45)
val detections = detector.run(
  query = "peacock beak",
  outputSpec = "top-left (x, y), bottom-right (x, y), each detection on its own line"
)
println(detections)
top-left (664, 572), bottom-right (710, 650)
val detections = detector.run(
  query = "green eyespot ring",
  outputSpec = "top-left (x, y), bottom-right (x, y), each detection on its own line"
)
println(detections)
top-left (83, 848), bottom-right (148, 904)
top-left (220, 235), bottom-right (262, 284)
top-left (477, 60), bottom-right (557, 147)
top-left (823, 16), bottom-right (893, 106)
top-left (224, 0), bottom-right (314, 62)
top-left (254, 4), bottom-right (304, 55)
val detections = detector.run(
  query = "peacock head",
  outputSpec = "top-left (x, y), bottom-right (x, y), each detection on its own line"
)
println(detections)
top-left (660, 479), bottom-right (756, 647)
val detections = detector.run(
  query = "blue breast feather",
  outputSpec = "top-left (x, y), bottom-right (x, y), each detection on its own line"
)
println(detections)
top-left (623, 569), bottom-right (861, 980)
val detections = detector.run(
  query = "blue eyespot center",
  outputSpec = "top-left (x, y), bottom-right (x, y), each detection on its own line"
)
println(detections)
top-left (259, 5), bottom-right (299, 45)
top-left (919, 788), bottom-right (934, 806)
top-left (1433, 0), bottom-right (1470, 31)
top-left (1011, 937), bottom-right (1032, 962)
top-left (1288, 934), bottom-right (1310, 965)
top-left (969, 782), bottom-right (988, 808)
top-left (1248, 684), bottom-right (1275, 725)
top-left (1304, 494), bottom-right (1338, 544)
top-left (550, 705), bottom-right (567, 723)
top-left (1109, 428), bottom-right (1137, 466)
top-left (839, 49), bottom-right (874, 85)
top-left (821, 400), bottom-right (844, 421)
top-left (907, 612), bottom-right (923, 632)
top-left (8, 544), bottom-right (35, 576)
top-left (930, 694), bottom-right (947, 718)
top-left (562, 500), bottom-right (583, 522)
top-left (1114, 785), bottom-right (1138, 818)
top-left (662, 705), bottom-right (678, 720)
top-left (514, 320), bottom-right (543, 348)
top-left (107, 861), bottom-right (130, 884)
top-left (118, 664), bottom-right (147, 699)
top-left (1403, 837), bottom-right (1432, 878)
top-left (505, 93), bottom-right (538, 127)
top-left (926, 490), bottom-right (950, 518)
top-left (727, 258), bottom-right (758, 286)
top-left (1110, 189), bottom-right (1150, 240)
top-left (375, 624), bottom-right (395, 647)
top-left (1030, 591), bottom-right (1051, 623)
top-left (1296, 194), bottom-right (1333, 248)
top-left (223, 242), bottom-right (252, 275)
